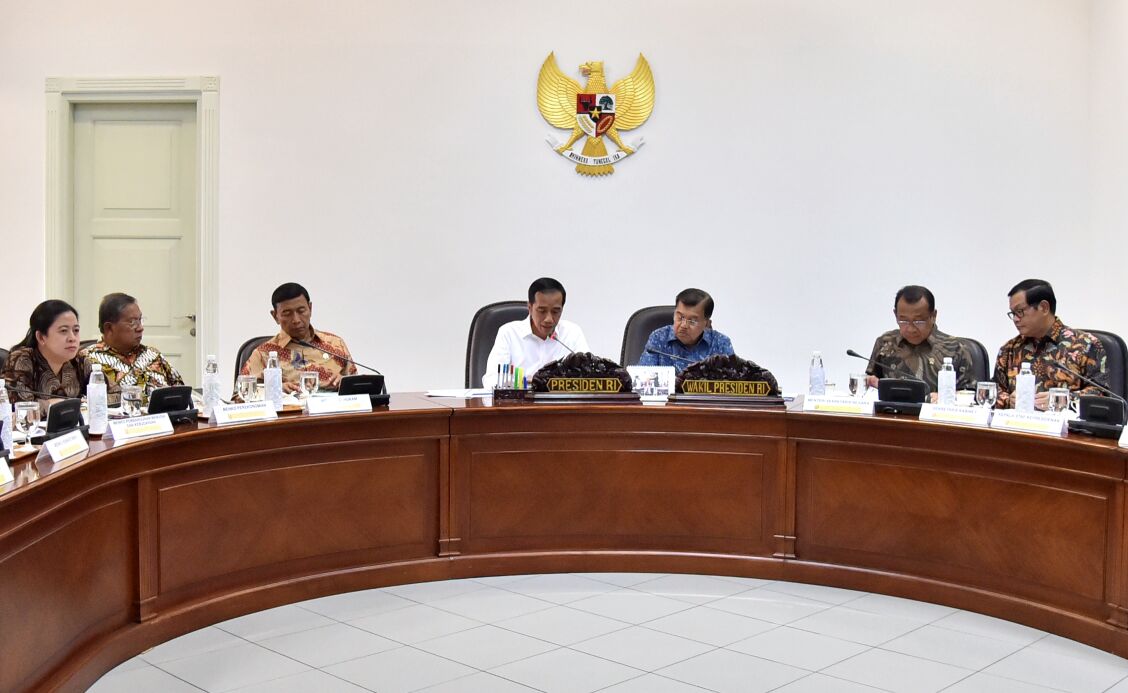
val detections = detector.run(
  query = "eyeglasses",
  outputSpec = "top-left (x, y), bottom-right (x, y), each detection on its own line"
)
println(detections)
top-left (119, 316), bottom-right (145, 328)
top-left (673, 314), bottom-right (701, 328)
top-left (1006, 305), bottom-right (1029, 321)
top-left (896, 319), bottom-right (930, 330)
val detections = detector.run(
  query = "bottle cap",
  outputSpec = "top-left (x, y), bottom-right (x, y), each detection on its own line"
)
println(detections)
top-left (269, 351), bottom-right (278, 357)
top-left (207, 354), bottom-right (217, 361)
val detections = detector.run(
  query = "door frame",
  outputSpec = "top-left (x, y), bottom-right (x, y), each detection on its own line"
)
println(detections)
top-left (45, 75), bottom-right (219, 375)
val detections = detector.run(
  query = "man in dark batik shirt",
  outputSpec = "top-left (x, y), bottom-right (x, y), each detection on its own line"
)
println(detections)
top-left (865, 285), bottom-right (975, 393)
top-left (993, 278), bottom-right (1109, 409)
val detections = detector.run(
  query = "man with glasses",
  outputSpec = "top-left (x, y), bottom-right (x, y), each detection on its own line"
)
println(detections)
top-left (81, 292), bottom-right (184, 406)
top-left (864, 285), bottom-right (974, 392)
top-left (993, 279), bottom-right (1108, 409)
top-left (637, 288), bottom-right (734, 373)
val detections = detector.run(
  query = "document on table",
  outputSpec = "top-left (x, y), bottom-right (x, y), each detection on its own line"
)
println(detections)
top-left (425, 389), bottom-right (493, 398)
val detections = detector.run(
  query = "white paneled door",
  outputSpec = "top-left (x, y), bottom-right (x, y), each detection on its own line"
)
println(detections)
top-left (73, 103), bottom-right (198, 384)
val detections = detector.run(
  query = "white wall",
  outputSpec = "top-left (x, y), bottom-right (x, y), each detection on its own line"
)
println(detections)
top-left (0, 0), bottom-right (1109, 392)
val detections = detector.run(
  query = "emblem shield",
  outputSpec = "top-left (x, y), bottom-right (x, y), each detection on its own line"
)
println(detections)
top-left (576, 93), bottom-right (616, 138)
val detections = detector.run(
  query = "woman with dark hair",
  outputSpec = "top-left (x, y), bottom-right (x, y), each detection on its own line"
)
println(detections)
top-left (1, 300), bottom-right (89, 411)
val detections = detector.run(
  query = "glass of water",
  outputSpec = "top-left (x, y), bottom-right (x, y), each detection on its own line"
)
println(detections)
top-left (236, 375), bottom-right (257, 403)
top-left (13, 402), bottom-right (40, 453)
top-left (848, 373), bottom-right (866, 398)
top-left (1046, 387), bottom-right (1071, 413)
top-left (121, 386), bottom-right (143, 417)
top-left (299, 371), bottom-right (319, 402)
top-left (975, 381), bottom-right (998, 408)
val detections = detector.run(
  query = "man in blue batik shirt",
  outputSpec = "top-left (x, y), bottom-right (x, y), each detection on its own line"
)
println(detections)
top-left (637, 288), bottom-right (735, 373)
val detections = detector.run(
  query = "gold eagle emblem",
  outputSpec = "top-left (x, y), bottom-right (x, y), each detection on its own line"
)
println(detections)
top-left (537, 53), bottom-right (655, 176)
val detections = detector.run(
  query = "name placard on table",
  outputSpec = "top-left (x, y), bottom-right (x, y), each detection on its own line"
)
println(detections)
top-left (989, 409), bottom-right (1068, 437)
top-left (210, 402), bottom-right (279, 426)
top-left (0, 455), bottom-right (13, 484)
top-left (802, 395), bottom-right (875, 416)
top-left (305, 394), bottom-right (372, 416)
top-left (44, 429), bottom-right (90, 463)
top-left (919, 404), bottom-right (992, 428)
top-left (108, 413), bottom-right (175, 442)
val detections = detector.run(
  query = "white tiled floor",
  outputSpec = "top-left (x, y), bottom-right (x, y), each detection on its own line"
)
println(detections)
top-left (88, 574), bottom-right (1128, 692)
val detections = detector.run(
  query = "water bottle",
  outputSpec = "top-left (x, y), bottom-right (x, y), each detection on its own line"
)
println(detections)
top-left (202, 354), bottom-right (221, 417)
top-left (87, 371), bottom-right (108, 435)
top-left (809, 351), bottom-right (826, 395)
top-left (264, 351), bottom-right (284, 412)
top-left (937, 357), bottom-right (956, 406)
top-left (1015, 361), bottom-right (1036, 412)
top-left (0, 381), bottom-right (12, 454)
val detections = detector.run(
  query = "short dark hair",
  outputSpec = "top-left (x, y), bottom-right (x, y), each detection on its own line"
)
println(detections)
top-left (98, 292), bottom-right (137, 334)
top-left (894, 285), bottom-right (935, 313)
top-left (1008, 278), bottom-right (1056, 314)
top-left (675, 288), bottom-right (714, 319)
top-left (14, 299), bottom-right (79, 351)
top-left (528, 277), bottom-right (566, 305)
top-left (271, 282), bottom-right (311, 309)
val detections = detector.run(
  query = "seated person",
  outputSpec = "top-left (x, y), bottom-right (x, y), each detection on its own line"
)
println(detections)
top-left (637, 288), bottom-right (734, 373)
top-left (2, 299), bottom-right (90, 415)
top-left (81, 293), bottom-right (184, 406)
top-left (994, 278), bottom-right (1109, 409)
top-left (483, 277), bottom-right (589, 388)
top-left (240, 282), bottom-right (356, 393)
top-left (865, 285), bottom-right (975, 393)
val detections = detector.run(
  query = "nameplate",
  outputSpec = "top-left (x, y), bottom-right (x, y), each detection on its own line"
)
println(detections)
top-left (680, 380), bottom-right (772, 396)
top-left (989, 410), bottom-right (1067, 437)
top-left (0, 456), bottom-right (13, 484)
top-left (919, 404), bottom-right (992, 428)
top-left (44, 429), bottom-right (90, 463)
top-left (546, 377), bottom-right (625, 393)
top-left (108, 413), bottom-right (174, 442)
top-left (1119, 426), bottom-right (1128, 448)
top-left (802, 395), bottom-right (874, 415)
top-left (210, 401), bottom-right (279, 426)
top-left (306, 394), bottom-right (373, 416)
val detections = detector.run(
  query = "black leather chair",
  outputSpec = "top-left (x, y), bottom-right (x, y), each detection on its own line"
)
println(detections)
top-left (620, 305), bottom-right (675, 366)
top-left (465, 301), bottom-right (527, 387)
top-left (79, 339), bottom-right (97, 350)
top-left (233, 336), bottom-right (270, 388)
top-left (1082, 329), bottom-right (1127, 398)
top-left (0, 347), bottom-right (7, 374)
top-left (956, 337), bottom-right (991, 384)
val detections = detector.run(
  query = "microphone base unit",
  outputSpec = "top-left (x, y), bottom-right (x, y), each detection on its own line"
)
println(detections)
top-left (31, 424), bottom-right (90, 446)
top-left (1067, 419), bottom-right (1125, 440)
top-left (874, 400), bottom-right (924, 416)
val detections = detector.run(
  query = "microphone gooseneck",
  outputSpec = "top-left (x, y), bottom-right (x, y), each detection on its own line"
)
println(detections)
top-left (644, 347), bottom-right (695, 364)
top-left (550, 332), bottom-right (575, 354)
top-left (294, 338), bottom-right (383, 376)
top-left (1048, 363), bottom-right (1128, 407)
top-left (845, 349), bottom-right (924, 382)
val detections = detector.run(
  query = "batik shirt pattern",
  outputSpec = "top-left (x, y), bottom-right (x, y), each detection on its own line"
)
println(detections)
top-left (637, 326), bottom-right (735, 373)
top-left (240, 328), bottom-right (356, 389)
top-left (865, 327), bottom-right (976, 391)
top-left (992, 318), bottom-right (1109, 409)
top-left (81, 341), bottom-right (184, 406)
top-left (1, 346), bottom-right (89, 407)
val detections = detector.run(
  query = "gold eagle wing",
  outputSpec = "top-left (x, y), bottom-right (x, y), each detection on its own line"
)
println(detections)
top-left (537, 52), bottom-right (582, 130)
top-left (610, 54), bottom-right (655, 131)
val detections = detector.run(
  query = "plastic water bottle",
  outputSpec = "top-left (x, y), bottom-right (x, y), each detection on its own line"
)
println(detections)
top-left (1015, 361), bottom-right (1036, 412)
top-left (937, 357), bottom-right (956, 406)
top-left (87, 371), bottom-right (108, 435)
top-left (202, 354), bottom-right (221, 417)
top-left (809, 351), bottom-right (826, 395)
top-left (0, 380), bottom-right (12, 454)
top-left (264, 351), bottom-right (284, 412)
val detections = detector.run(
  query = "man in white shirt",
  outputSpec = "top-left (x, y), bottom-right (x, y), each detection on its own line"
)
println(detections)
top-left (482, 277), bottom-right (590, 388)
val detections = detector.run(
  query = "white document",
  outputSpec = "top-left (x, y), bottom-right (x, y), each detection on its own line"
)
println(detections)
top-left (44, 429), bottom-right (90, 463)
top-left (306, 394), bottom-right (373, 416)
top-left (425, 389), bottom-right (493, 398)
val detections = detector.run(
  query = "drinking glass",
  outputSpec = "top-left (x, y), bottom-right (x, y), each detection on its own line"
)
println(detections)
top-left (13, 402), bottom-right (39, 453)
top-left (236, 375), bottom-right (257, 403)
top-left (1047, 387), bottom-right (1071, 413)
top-left (975, 381), bottom-right (998, 408)
top-left (299, 371), bottom-right (319, 401)
top-left (121, 386), bottom-right (143, 417)
top-left (848, 373), bottom-right (866, 398)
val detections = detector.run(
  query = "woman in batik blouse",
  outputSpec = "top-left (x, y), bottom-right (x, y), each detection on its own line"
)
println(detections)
top-left (2, 299), bottom-right (89, 414)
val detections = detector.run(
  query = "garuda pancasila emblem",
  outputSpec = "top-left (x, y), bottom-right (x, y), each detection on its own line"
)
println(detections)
top-left (537, 52), bottom-right (655, 176)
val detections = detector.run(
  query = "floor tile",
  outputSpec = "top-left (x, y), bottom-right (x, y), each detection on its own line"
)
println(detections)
top-left (657, 649), bottom-right (807, 693)
top-left (228, 669), bottom-right (370, 692)
top-left (140, 626), bottom-right (245, 664)
top-left (599, 673), bottom-right (715, 692)
top-left (88, 664), bottom-right (204, 692)
top-left (1027, 633), bottom-right (1128, 669)
top-left (772, 673), bottom-right (887, 692)
top-left (323, 646), bottom-right (476, 693)
top-left (761, 581), bottom-right (867, 605)
top-left (570, 625), bottom-right (713, 671)
top-left (706, 588), bottom-right (834, 624)
top-left (983, 645), bottom-right (1128, 692)
top-left (472, 574), bottom-right (536, 587)
top-left (490, 648), bottom-right (643, 693)
top-left (630, 573), bottom-right (750, 604)
top-left (930, 610), bottom-right (1047, 645)
top-left (821, 648), bottom-right (972, 693)
top-left (215, 604), bottom-right (335, 642)
top-left (499, 572), bottom-right (618, 604)
top-left (943, 672), bottom-right (1069, 692)
top-left (788, 605), bottom-right (926, 646)
top-left (414, 624), bottom-right (557, 669)
top-left (727, 625), bottom-right (868, 670)
top-left (430, 586), bottom-right (554, 622)
top-left (156, 641), bottom-right (309, 692)
top-left (100, 656), bottom-right (151, 675)
top-left (709, 574), bottom-right (774, 589)
top-left (348, 603), bottom-right (481, 644)
top-left (568, 589), bottom-right (694, 624)
top-left (256, 622), bottom-right (400, 668)
top-left (573, 572), bottom-right (669, 587)
top-left (880, 623), bottom-right (1024, 669)
top-left (644, 605), bottom-right (776, 646)
top-left (386, 578), bottom-right (490, 603)
top-left (1102, 674), bottom-right (1128, 692)
top-left (845, 592), bottom-right (958, 622)
top-left (414, 671), bottom-right (542, 692)
top-left (296, 587), bottom-right (414, 620)
top-left (496, 605), bottom-right (631, 645)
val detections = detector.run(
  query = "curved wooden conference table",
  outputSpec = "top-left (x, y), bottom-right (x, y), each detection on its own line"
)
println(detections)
top-left (2, 393), bottom-right (1127, 691)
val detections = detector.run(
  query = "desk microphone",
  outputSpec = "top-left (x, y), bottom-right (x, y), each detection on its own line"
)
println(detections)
top-left (550, 332), bottom-right (576, 354)
top-left (644, 347), bottom-right (695, 364)
top-left (845, 349), bottom-right (924, 382)
top-left (1048, 363), bottom-right (1128, 407)
top-left (4, 384), bottom-right (64, 400)
top-left (294, 339), bottom-right (383, 376)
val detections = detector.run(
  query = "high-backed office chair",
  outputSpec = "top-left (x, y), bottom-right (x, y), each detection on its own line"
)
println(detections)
top-left (956, 337), bottom-right (991, 384)
top-left (0, 347), bottom-right (7, 374)
top-left (465, 301), bottom-right (527, 387)
top-left (79, 339), bottom-right (97, 350)
top-left (233, 336), bottom-right (270, 388)
top-left (620, 305), bottom-right (675, 366)
top-left (1082, 329), bottom-right (1128, 398)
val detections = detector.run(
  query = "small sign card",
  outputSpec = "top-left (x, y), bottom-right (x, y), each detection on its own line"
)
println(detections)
top-left (919, 403), bottom-right (992, 428)
top-left (210, 401), bottom-right (279, 426)
top-left (802, 395), bottom-right (875, 415)
top-left (627, 366), bottom-right (675, 402)
top-left (1118, 425), bottom-right (1128, 448)
top-left (108, 413), bottom-right (175, 442)
top-left (0, 455), bottom-right (13, 484)
top-left (44, 429), bottom-right (90, 463)
top-left (989, 409), bottom-right (1068, 437)
top-left (305, 394), bottom-right (373, 416)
